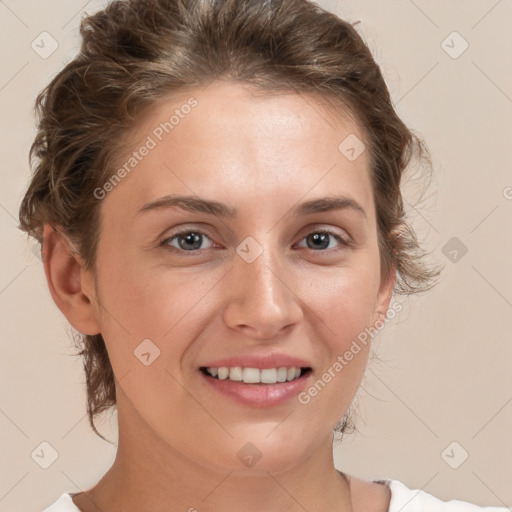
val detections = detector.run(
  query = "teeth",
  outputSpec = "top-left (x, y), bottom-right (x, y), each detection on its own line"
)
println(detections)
top-left (276, 367), bottom-right (287, 382)
top-left (229, 367), bottom-right (243, 381)
top-left (243, 367), bottom-right (260, 383)
top-left (205, 366), bottom-right (306, 384)
top-left (217, 367), bottom-right (229, 380)
top-left (260, 368), bottom-right (277, 384)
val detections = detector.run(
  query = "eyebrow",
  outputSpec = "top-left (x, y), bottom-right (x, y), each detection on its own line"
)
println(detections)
top-left (137, 194), bottom-right (367, 219)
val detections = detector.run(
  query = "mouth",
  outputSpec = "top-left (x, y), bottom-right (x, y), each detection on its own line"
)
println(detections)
top-left (197, 352), bottom-right (314, 407)
top-left (198, 365), bottom-right (313, 407)
top-left (200, 366), bottom-right (312, 384)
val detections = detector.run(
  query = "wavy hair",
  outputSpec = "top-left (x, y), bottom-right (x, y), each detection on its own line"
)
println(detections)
top-left (18, 0), bottom-right (440, 440)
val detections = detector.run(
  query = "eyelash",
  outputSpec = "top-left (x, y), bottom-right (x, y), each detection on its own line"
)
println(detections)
top-left (160, 228), bottom-right (351, 254)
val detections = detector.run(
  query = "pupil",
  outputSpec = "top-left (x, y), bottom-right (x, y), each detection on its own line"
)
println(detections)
top-left (309, 233), bottom-right (328, 250)
top-left (180, 232), bottom-right (201, 250)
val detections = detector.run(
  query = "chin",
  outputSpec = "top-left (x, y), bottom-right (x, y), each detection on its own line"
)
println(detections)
top-left (197, 427), bottom-right (318, 476)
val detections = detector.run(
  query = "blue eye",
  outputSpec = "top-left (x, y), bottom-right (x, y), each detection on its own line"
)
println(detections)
top-left (162, 230), bottom-right (214, 252)
top-left (161, 228), bottom-right (349, 254)
top-left (295, 229), bottom-right (349, 251)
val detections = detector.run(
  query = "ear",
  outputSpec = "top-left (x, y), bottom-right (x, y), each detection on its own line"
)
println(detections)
top-left (371, 264), bottom-right (397, 327)
top-left (42, 224), bottom-right (101, 335)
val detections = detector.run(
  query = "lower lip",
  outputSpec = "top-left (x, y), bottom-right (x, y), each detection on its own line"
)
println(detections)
top-left (199, 370), bottom-right (311, 408)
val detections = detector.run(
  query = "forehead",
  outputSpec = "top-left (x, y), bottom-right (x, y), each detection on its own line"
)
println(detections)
top-left (104, 80), bottom-right (374, 220)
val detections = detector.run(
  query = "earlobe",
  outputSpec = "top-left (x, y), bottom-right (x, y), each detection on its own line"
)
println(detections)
top-left (42, 224), bottom-right (101, 335)
top-left (372, 265), bottom-right (397, 327)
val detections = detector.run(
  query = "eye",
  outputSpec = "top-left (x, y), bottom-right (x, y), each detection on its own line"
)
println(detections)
top-left (161, 230), bottom-right (214, 252)
top-left (160, 227), bottom-right (350, 254)
top-left (296, 229), bottom-right (350, 252)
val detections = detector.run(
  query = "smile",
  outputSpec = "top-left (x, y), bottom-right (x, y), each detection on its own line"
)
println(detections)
top-left (201, 366), bottom-right (312, 384)
top-left (199, 365), bottom-right (313, 407)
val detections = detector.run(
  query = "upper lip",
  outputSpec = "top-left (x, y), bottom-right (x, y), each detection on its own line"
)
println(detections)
top-left (200, 353), bottom-right (312, 370)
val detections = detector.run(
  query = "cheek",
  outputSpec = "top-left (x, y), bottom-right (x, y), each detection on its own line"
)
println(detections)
top-left (92, 251), bottom-right (219, 374)
top-left (95, 242), bottom-right (381, 363)
top-left (314, 270), bottom-right (376, 347)
top-left (303, 258), bottom-right (380, 342)
top-left (91, 257), bottom-right (209, 424)
top-left (89, 243), bottom-right (382, 465)
top-left (291, 267), bottom-right (379, 426)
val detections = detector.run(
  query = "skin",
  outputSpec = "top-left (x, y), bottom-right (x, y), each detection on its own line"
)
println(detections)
top-left (43, 80), bottom-right (395, 512)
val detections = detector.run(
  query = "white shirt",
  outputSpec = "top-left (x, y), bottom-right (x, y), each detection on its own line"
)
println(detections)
top-left (378, 479), bottom-right (509, 511)
top-left (42, 480), bottom-right (510, 511)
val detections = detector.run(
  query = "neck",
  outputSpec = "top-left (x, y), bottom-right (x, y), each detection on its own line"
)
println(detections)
top-left (76, 404), bottom-right (354, 512)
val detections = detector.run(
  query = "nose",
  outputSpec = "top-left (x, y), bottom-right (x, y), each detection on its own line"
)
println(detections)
top-left (222, 243), bottom-right (303, 339)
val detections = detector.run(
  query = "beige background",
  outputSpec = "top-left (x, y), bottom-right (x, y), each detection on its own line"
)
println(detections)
top-left (1, 1), bottom-right (511, 510)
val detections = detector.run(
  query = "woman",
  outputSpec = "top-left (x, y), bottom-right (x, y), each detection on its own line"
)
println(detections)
top-left (18, 0), bottom-right (508, 510)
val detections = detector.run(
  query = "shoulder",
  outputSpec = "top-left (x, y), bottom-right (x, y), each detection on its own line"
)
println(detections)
top-left (42, 493), bottom-right (80, 512)
top-left (383, 479), bottom-right (510, 512)
top-left (346, 475), bottom-right (509, 512)
top-left (348, 475), bottom-right (392, 512)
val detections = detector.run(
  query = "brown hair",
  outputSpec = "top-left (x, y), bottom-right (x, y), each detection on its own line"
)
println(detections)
top-left (18, 0), bottom-right (440, 441)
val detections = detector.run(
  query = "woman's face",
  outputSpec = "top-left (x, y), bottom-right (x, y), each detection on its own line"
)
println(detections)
top-left (87, 80), bottom-right (394, 473)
